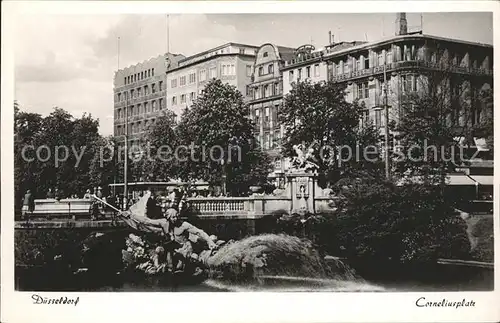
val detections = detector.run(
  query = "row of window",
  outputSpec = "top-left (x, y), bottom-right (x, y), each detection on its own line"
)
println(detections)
top-left (115, 99), bottom-right (165, 119)
top-left (252, 105), bottom-right (279, 128)
top-left (115, 119), bottom-right (156, 135)
top-left (249, 82), bottom-right (281, 100)
top-left (171, 92), bottom-right (197, 106)
top-left (288, 64), bottom-right (321, 82)
top-left (258, 131), bottom-right (281, 150)
top-left (170, 64), bottom-right (238, 89)
top-left (124, 68), bottom-right (155, 85)
top-left (116, 81), bottom-right (163, 102)
top-left (257, 64), bottom-right (274, 77)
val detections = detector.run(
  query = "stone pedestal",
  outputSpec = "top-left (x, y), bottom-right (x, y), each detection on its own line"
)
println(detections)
top-left (286, 171), bottom-right (318, 215)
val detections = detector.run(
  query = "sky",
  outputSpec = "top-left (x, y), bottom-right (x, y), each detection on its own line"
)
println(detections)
top-left (14, 12), bottom-right (493, 136)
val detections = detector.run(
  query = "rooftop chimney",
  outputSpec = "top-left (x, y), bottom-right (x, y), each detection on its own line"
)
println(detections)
top-left (395, 13), bottom-right (408, 36)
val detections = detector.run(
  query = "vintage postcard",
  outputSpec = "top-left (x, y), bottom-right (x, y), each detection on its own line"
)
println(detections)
top-left (1, 1), bottom-right (499, 322)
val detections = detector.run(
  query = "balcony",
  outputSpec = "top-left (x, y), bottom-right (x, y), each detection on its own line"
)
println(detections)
top-left (330, 61), bottom-right (493, 83)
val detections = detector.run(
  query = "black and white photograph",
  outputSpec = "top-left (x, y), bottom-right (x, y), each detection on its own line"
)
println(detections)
top-left (1, 1), bottom-right (498, 322)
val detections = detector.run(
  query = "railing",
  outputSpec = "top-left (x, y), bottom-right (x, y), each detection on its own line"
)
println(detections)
top-left (19, 198), bottom-right (116, 220)
top-left (188, 197), bottom-right (249, 213)
top-left (330, 61), bottom-right (493, 83)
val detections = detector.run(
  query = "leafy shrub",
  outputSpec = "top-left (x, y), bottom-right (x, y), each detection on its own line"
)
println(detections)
top-left (325, 178), bottom-right (472, 264)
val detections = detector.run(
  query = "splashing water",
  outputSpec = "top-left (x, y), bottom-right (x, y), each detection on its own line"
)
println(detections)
top-left (203, 233), bottom-right (383, 292)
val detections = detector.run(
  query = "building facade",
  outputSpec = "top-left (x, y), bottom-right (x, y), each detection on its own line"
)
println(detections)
top-left (165, 43), bottom-right (258, 120)
top-left (113, 53), bottom-right (185, 145)
top-left (247, 43), bottom-right (296, 173)
top-left (281, 13), bottom-right (493, 148)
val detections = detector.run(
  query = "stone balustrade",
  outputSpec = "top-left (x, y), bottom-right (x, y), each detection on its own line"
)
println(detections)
top-left (19, 191), bottom-right (338, 221)
top-left (21, 199), bottom-right (97, 219)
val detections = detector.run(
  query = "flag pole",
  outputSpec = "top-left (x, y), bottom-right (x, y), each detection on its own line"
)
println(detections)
top-left (92, 195), bottom-right (121, 212)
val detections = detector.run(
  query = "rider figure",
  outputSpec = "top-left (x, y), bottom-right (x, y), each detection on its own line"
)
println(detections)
top-left (164, 208), bottom-right (217, 273)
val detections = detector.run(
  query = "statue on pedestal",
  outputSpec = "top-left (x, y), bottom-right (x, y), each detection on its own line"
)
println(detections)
top-left (290, 144), bottom-right (319, 173)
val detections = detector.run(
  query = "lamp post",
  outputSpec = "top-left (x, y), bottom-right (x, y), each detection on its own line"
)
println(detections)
top-left (383, 60), bottom-right (391, 180)
top-left (123, 91), bottom-right (129, 209)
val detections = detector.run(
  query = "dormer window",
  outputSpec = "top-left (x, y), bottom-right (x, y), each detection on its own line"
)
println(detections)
top-left (263, 52), bottom-right (268, 57)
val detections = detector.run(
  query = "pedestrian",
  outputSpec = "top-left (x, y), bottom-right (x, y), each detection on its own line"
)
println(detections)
top-left (46, 188), bottom-right (54, 199)
top-left (84, 189), bottom-right (92, 199)
top-left (97, 187), bottom-right (103, 199)
top-left (23, 190), bottom-right (35, 221)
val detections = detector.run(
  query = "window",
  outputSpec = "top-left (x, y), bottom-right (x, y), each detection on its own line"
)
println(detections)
top-left (117, 93), bottom-right (122, 102)
top-left (159, 98), bottom-right (164, 109)
top-left (401, 75), bottom-right (416, 93)
top-left (181, 94), bottom-right (186, 104)
top-left (239, 48), bottom-right (245, 54)
top-left (314, 64), bottom-right (320, 77)
top-left (209, 67), bottom-right (217, 78)
top-left (246, 65), bottom-right (252, 76)
top-left (268, 64), bottom-right (274, 74)
top-left (134, 75), bottom-right (137, 82)
top-left (306, 66), bottom-right (311, 78)
top-left (137, 88), bottom-right (142, 97)
top-left (263, 52), bottom-right (268, 57)
top-left (272, 83), bottom-right (277, 96)
top-left (386, 51), bottom-right (393, 64)
top-left (144, 85), bottom-right (149, 95)
top-left (336, 64), bottom-right (341, 75)
top-left (272, 105), bottom-right (278, 125)
top-left (246, 85), bottom-right (251, 96)
top-left (199, 69), bottom-right (207, 82)
top-left (124, 77), bottom-right (127, 85)
top-left (171, 96), bottom-right (177, 106)
top-left (343, 62), bottom-right (350, 74)
top-left (222, 64), bottom-right (236, 75)
top-left (265, 107), bottom-right (270, 126)
top-left (180, 76), bottom-right (186, 86)
top-left (189, 72), bottom-right (196, 84)
top-left (289, 70), bottom-right (294, 82)
top-left (362, 110), bottom-right (370, 126)
top-left (159, 81), bottom-right (163, 91)
top-left (152, 68), bottom-right (155, 76)
top-left (130, 89), bottom-right (135, 98)
top-left (297, 68), bottom-right (302, 80)
top-left (264, 84), bottom-right (270, 97)
top-left (171, 79), bottom-right (177, 88)
top-left (375, 110), bottom-right (381, 128)
top-left (152, 100), bottom-right (156, 111)
top-left (147, 70), bottom-right (151, 77)
top-left (378, 53), bottom-right (384, 66)
top-left (152, 83), bottom-right (156, 94)
top-left (356, 81), bottom-right (369, 99)
top-left (258, 66), bottom-right (264, 76)
top-left (141, 72), bottom-right (144, 79)
top-left (356, 59), bottom-right (362, 71)
top-left (189, 92), bottom-right (196, 102)
top-left (254, 109), bottom-right (260, 127)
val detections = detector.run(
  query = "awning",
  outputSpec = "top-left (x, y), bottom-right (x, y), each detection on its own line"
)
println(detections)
top-left (474, 137), bottom-right (490, 152)
top-left (447, 174), bottom-right (476, 186)
top-left (470, 175), bottom-right (493, 186)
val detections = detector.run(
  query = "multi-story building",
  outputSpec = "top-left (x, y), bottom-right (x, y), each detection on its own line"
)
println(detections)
top-left (324, 13), bottom-right (493, 133)
top-left (281, 12), bottom-right (493, 153)
top-left (166, 43), bottom-right (258, 119)
top-left (247, 43), bottom-right (296, 173)
top-left (113, 53), bottom-right (185, 145)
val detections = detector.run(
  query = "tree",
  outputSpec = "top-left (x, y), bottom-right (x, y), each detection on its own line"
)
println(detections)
top-left (137, 110), bottom-right (180, 182)
top-left (393, 70), bottom-right (491, 186)
top-left (329, 176), bottom-right (471, 264)
top-left (280, 80), bottom-right (382, 187)
top-left (176, 79), bottom-right (272, 195)
top-left (14, 106), bottom-right (105, 208)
